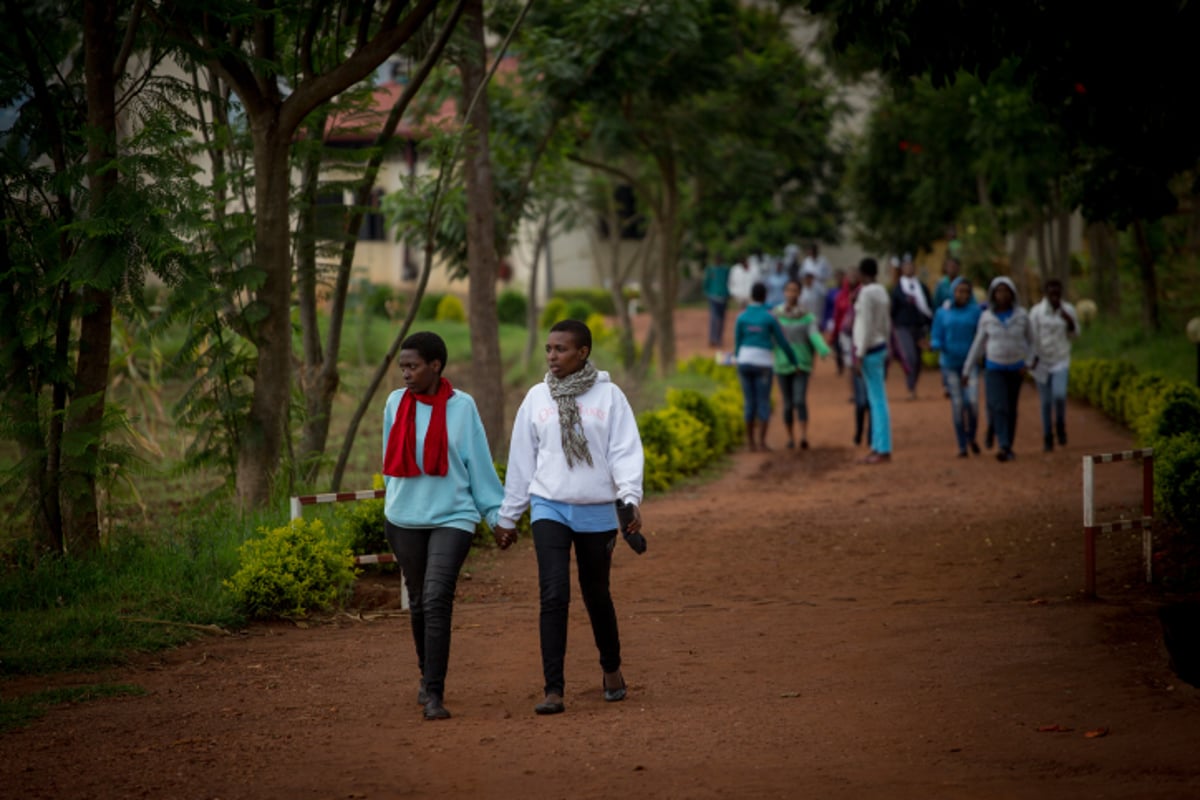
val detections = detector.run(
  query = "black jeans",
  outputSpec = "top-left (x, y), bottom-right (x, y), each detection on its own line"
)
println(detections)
top-left (985, 368), bottom-right (1024, 452)
top-left (385, 521), bottom-right (473, 698)
top-left (533, 519), bottom-right (621, 697)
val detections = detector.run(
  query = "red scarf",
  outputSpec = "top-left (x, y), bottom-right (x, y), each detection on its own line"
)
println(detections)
top-left (382, 378), bottom-right (454, 478)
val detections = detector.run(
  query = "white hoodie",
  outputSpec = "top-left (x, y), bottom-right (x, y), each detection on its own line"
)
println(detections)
top-left (498, 370), bottom-right (644, 528)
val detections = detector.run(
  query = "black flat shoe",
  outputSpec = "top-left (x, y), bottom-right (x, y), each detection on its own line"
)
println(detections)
top-left (535, 694), bottom-right (565, 715)
top-left (422, 696), bottom-right (451, 721)
top-left (603, 672), bottom-right (626, 703)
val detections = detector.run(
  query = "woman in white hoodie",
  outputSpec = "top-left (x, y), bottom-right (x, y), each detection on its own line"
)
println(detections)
top-left (964, 277), bottom-right (1034, 462)
top-left (495, 320), bottom-right (645, 716)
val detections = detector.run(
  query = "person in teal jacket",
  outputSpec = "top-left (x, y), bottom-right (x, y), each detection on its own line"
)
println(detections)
top-left (735, 282), bottom-right (798, 451)
top-left (773, 279), bottom-right (831, 449)
top-left (381, 331), bottom-right (508, 721)
top-left (703, 260), bottom-right (732, 347)
top-left (930, 277), bottom-right (983, 457)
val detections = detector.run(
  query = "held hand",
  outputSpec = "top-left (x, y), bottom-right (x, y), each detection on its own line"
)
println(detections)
top-left (493, 524), bottom-right (517, 550)
top-left (628, 504), bottom-right (642, 535)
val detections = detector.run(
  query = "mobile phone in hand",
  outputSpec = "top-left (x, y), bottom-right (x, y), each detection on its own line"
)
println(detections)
top-left (615, 500), bottom-right (646, 555)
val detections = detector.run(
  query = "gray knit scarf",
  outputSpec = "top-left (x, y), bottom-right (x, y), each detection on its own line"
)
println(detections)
top-left (546, 361), bottom-right (598, 468)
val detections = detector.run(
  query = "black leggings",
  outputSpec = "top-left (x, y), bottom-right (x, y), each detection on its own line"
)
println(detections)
top-left (533, 519), bottom-right (621, 696)
top-left (385, 521), bottom-right (472, 698)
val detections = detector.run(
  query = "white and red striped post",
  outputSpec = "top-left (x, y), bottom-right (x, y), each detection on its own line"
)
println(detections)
top-left (290, 489), bottom-right (408, 610)
top-left (1082, 448), bottom-right (1154, 599)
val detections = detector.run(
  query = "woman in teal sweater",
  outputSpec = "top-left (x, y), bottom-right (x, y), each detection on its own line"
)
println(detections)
top-left (381, 331), bottom-right (508, 721)
top-left (735, 282), bottom-right (799, 450)
top-left (773, 279), bottom-right (831, 449)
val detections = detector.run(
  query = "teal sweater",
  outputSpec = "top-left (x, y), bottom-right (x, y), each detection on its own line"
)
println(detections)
top-left (381, 389), bottom-right (504, 533)
top-left (773, 306), bottom-right (830, 374)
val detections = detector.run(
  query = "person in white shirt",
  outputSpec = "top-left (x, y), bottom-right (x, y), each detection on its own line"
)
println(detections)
top-left (494, 320), bottom-right (645, 716)
top-left (1029, 278), bottom-right (1078, 451)
top-left (727, 258), bottom-right (757, 308)
top-left (852, 257), bottom-right (892, 463)
top-left (801, 243), bottom-right (832, 287)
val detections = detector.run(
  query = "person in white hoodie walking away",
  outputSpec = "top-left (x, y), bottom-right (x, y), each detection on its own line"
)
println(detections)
top-left (494, 319), bottom-right (645, 716)
top-left (1029, 278), bottom-right (1078, 452)
top-left (964, 277), bottom-right (1034, 462)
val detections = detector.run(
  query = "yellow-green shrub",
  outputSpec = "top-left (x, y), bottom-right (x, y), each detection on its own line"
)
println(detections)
top-left (435, 294), bottom-right (466, 322)
top-left (225, 519), bottom-right (355, 619)
top-left (539, 298), bottom-right (568, 330)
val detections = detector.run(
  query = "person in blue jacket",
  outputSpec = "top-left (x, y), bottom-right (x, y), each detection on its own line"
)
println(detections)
top-left (735, 282), bottom-right (798, 451)
top-left (930, 277), bottom-right (983, 457)
top-left (381, 331), bottom-right (509, 721)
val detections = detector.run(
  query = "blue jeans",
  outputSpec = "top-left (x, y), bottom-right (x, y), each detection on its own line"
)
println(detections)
top-left (777, 369), bottom-right (812, 425)
top-left (861, 348), bottom-right (891, 454)
top-left (942, 365), bottom-right (979, 452)
top-left (985, 369), bottom-right (1024, 452)
top-left (1036, 368), bottom-right (1069, 438)
top-left (737, 363), bottom-right (774, 422)
top-left (386, 522), bottom-right (473, 698)
top-left (533, 520), bottom-right (621, 697)
top-left (708, 298), bottom-right (728, 346)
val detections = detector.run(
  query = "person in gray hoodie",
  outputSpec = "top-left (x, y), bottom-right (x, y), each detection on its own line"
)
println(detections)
top-left (964, 277), bottom-right (1034, 462)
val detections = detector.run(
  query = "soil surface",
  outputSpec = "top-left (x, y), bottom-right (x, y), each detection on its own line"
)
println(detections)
top-left (3, 307), bottom-right (1199, 800)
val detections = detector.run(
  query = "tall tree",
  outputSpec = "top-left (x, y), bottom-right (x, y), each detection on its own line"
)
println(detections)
top-left (2, 0), bottom-right (193, 552)
top-left (805, 0), bottom-right (1200, 329)
top-left (453, 0), bottom-right (504, 451)
top-left (149, 0), bottom-right (442, 505)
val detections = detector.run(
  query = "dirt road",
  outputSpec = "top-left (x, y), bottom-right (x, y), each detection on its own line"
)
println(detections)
top-left (3, 307), bottom-right (1198, 799)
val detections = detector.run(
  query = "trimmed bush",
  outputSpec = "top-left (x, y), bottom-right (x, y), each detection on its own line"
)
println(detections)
top-left (336, 474), bottom-right (388, 558)
top-left (1154, 433), bottom-right (1200, 534)
top-left (417, 292), bottom-right (445, 321)
top-left (435, 294), bottom-right (466, 322)
top-left (539, 298), bottom-right (568, 330)
top-left (1069, 358), bottom-right (1200, 533)
top-left (224, 519), bottom-right (355, 619)
top-left (554, 288), bottom-right (618, 316)
top-left (564, 299), bottom-right (594, 322)
top-left (497, 290), bottom-right (528, 326)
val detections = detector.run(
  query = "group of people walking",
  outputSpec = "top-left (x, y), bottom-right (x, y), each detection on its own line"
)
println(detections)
top-left (381, 321), bottom-right (644, 721)
top-left (717, 248), bottom-right (1079, 465)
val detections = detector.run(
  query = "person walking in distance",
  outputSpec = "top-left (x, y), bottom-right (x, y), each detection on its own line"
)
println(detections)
top-left (1029, 278), bottom-right (1079, 451)
top-left (930, 277), bottom-right (983, 457)
top-left (735, 282), bottom-right (800, 451)
top-left (964, 277), bottom-right (1034, 463)
top-left (773, 278), bottom-right (831, 450)
top-left (853, 258), bottom-right (892, 463)
top-left (890, 253), bottom-right (934, 400)
top-left (381, 332), bottom-right (509, 721)
top-left (493, 320), bottom-right (645, 716)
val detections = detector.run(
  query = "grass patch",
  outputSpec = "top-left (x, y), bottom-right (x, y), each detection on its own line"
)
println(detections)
top-left (0, 504), bottom-right (271, 676)
top-left (1074, 318), bottom-right (1196, 384)
top-left (0, 683), bottom-right (146, 733)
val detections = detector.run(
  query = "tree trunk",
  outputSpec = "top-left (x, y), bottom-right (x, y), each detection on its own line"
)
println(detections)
top-left (1008, 225), bottom-right (1031, 299)
top-left (1131, 219), bottom-right (1162, 332)
top-left (651, 153), bottom-right (681, 376)
top-left (1085, 221), bottom-right (1120, 314)
top-left (523, 209), bottom-right (550, 370)
top-left (457, 0), bottom-right (505, 453)
top-left (64, 0), bottom-right (119, 552)
top-left (237, 128), bottom-right (294, 507)
top-left (295, 111), bottom-right (336, 484)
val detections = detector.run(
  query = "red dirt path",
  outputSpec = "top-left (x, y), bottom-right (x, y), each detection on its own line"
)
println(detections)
top-left (3, 307), bottom-right (1198, 799)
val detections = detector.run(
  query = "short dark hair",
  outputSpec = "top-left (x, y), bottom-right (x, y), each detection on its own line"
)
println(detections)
top-left (549, 318), bottom-right (592, 353)
top-left (400, 331), bottom-right (448, 374)
top-left (750, 282), bottom-right (768, 303)
top-left (859, 257), bottom-right (878, 278)
top-left (1044, 278), bottom-right (1063, 291)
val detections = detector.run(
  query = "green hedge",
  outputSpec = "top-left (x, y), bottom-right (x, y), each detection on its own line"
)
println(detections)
top-left (1069, 358), bottom-right (1200, 533)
